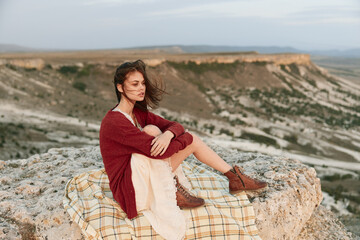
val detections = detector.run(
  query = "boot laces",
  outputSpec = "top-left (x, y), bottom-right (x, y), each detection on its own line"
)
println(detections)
top-left (178, 184), bottom-right (191, 198)
top-left (175, 176), bottom-right (192, 199)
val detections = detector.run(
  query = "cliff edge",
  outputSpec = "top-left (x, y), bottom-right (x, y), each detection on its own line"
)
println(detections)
top-left (0, 143), bottom-right (356, 239)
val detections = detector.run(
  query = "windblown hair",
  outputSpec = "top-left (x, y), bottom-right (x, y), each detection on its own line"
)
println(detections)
top-left (113, 59), bottom-right (165, 111)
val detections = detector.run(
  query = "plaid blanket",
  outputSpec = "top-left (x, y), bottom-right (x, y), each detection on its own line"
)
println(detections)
top-left (63, 161), bottom-right (261, 239)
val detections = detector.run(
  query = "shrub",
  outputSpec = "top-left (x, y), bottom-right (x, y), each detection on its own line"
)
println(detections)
top-left (229, 118), bottom-right (245, 126)
top-left (5, 64), bottom-right (17, 71)
top-left (72, 82), bottom-right (87, 92)
top-left (240, 132), bottom-right (277, 146)
top-left (283, 134), bottom-right (298, 144)
top-left (203, 124), bottom-right (215, 134)
top-left (253, 61), bottom-right (267, 66)
top-left (24, 68), bottom-right (37, 72)
top-left (323, 174), bottom-right (341, 181)
top-left (76, 64), bottom-right (94, 78)
top-left (45, 64), bottom-right (53, 69)
top-left (219, 128), bottom-right (234, 137)
top-left (58, 65), bottom-right (79, 75)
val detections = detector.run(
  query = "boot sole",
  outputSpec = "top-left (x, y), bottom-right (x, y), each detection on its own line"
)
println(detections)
top-left (230, 185), bottom-right (268, 194)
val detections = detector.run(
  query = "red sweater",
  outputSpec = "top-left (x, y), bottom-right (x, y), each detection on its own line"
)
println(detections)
top-left (99, 106), bottom-right (193, 219)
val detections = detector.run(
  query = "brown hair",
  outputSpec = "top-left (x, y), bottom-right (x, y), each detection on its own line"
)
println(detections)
top-left (113, 59), bottom-right (165, 111)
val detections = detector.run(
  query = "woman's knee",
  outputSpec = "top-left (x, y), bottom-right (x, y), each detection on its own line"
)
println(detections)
top-left (189, 132), bottom-right (201, 146)
top-left (143, 124), bottom-right (162, 137)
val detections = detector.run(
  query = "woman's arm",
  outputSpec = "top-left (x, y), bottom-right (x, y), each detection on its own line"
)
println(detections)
top-left (100, 115), bottom-right (193, 159)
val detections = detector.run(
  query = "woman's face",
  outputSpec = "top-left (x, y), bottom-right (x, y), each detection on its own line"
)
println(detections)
top-left (117, 71), bottom-right (146, 102)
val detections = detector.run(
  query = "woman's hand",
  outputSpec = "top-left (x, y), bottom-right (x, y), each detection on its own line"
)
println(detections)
top-left (150, 130), bottom-right (174, 157)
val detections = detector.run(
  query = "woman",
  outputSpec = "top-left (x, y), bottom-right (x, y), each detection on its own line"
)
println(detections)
top-left (99, 59), bottom-right (267, 239)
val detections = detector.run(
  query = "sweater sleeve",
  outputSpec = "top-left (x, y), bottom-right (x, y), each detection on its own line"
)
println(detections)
top-left (103, 114), bottom-right (193, 159)
top-left (145, 111), bottom-right (185, 138)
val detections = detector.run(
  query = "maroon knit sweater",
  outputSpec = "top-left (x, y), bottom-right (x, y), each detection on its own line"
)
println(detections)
top-left (99, 106), bottom-right (193, 219)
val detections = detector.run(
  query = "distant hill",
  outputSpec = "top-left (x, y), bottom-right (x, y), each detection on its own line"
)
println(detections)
top-left (129, 45), bottom-right (300, 54)
top-left (0, 44), bottom-right (61, 53)
top-left (0, 44), bottom-right (38, 53)
top-left (127, 45), bottom-right (360, 58)
top-left (1, 43), bottom-right (360, 58)
top-left (309, 48), bottom-right (360, 58)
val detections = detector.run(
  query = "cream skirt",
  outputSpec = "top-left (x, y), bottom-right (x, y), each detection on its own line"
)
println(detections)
top-left (130, 153), bottom-right (192, 240)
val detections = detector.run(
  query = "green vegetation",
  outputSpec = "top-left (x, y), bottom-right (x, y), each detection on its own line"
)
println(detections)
top-left (76, 64), bottom-right (94, 78)
top-left (304, 76), bottom-right (317, 87)
top-left (167, 60), bottom-right (240, 75)
top-left (44, 64), bottom-right (52, 69)
top-left (323, 185), bottom-right (347, 203)
top-left (167, 60), bottom-right (242, 93)
top-left (203, 123), bottom-right (215, 134)
top-left (72, 81), bottom-right (87, 92)
top-left (283, 134), bottom-right (298, 144)
top-left (219, 128), bottom-right (234, 137)
top-left (309, 68), bottom-right (341, 87)
top-left (253, 61), bottom-right (268, 66)
top-left (24, 68), bottom-right (37, 72)
top-left (280, 63), bottom-right (301, 77)
top-left (272, 72), bottom-right (294, 90)
top-left (5, 64), bottom-right (17, 71)
top-left (229, 118), bottom-right (246, 126)
top-left (240, 131), bottom-right (278, 147)
top-left (301, 143), bottom-right (318, 154)
top-left (58, 65), bottom-right (79, 75)
top-left (322, 173), bottom-right (354, 182)
top-left (57, 64), bottom-right (94, 78)
top-left (288, 63), bottom-right (301, 75)
top-left (335, 88), bottom-right (360, 101)
top-left (244, 86), bottom-right (360, 129)
top-left (322, 184), bottom-right (360, 215)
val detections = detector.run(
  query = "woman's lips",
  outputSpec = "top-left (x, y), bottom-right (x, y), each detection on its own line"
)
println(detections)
top-left (138, 93), bottom-right (145, 97)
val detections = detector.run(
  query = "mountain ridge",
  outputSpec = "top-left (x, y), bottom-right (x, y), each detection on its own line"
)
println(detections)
top-left (1, 43), bottom-right (360, 58)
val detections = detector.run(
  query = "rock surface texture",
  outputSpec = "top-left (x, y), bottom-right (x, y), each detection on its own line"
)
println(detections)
top-left (0, 144), bottom-right (356, 239)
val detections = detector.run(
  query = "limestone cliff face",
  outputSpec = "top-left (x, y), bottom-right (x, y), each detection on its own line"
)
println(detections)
top-left (184, 53), bottom-right (311, 66)
top-left (144, 53), bottom-right (311, 67)
top-left (0, 58), bottom-right (45, 70)
top-left (0, 143), bottom-right (355, 239)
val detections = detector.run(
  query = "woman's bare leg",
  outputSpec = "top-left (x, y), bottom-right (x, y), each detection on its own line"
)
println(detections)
top-left (170, 133), bottom-right (232, 173)
top-left (143, 124), bottom-right (162, 137)
top-left (143, 125), bottom-right (232, 174)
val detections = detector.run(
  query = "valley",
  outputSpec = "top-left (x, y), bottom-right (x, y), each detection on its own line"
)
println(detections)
top-left (0, 49), bottom-right (359, 235)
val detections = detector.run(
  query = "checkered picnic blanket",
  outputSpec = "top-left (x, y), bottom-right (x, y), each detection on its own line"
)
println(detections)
top-left (63, 161), bottom-right (261, 239)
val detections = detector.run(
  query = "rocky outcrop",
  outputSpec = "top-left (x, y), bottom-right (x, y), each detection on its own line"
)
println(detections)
top-left (0, 58), bottom-right (45, 70)
top-left (183, 53), bottom-right (311, 66)
top-left (0, 144), bottom-right (355, 239)
top-left (143, 53), bottom-right (311, 67)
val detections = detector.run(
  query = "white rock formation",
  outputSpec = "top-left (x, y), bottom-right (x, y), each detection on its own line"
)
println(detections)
top-left (0, 144), bottom-right (356, 239)
top-left (8, 58), bottom-right (45, 70)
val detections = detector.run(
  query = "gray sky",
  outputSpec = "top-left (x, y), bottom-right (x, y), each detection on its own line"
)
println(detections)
top-left (0, 0), bottom-right (359, 51)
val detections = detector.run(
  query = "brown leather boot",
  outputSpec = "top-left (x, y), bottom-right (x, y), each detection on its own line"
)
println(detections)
top-left (224, 165), bottom-right (268, 194)
top-left (174, 176), bottom-right (205, 209)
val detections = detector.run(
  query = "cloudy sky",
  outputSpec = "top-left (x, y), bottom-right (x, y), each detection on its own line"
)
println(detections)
top-left (0, 0), bottom-right (359, 51)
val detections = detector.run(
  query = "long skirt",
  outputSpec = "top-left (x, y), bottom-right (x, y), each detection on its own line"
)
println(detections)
top-left (130, 153), bottom-right (192, 240)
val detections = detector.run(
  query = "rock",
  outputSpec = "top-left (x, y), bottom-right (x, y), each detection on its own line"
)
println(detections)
top-left (0, 145), bottom-right (356, 239)
top-left (8, 58), bottom-right (45, 70)
top-left (0, 160), bottom-right (5, 169)
top-left (297, 205), bottom-right (356, 240)
top-left (248, 159), bottom-right (322, 240)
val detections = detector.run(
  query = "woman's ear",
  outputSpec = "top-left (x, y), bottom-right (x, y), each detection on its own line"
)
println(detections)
top-left (117, 83), bottom-right (123, 93)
